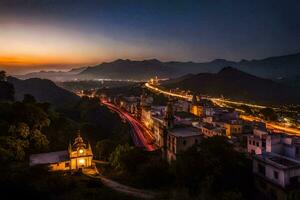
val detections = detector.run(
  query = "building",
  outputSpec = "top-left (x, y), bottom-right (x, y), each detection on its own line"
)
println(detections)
top-left (140, 99), bottom-right (203, 162)
top-left (189, 94), bottom-right (203, 117)
top-left (119, 96), bottom-right (139, 114)
top-left (30, 132), bottom-right (93, 171)
top-left (253, 152), bottom-right (300, 200)
top-left (166, 126), bottom-right (202, 162)
top-left (173, 100), bottom-right (190, 112)
top-left (250, 132), bottom-right (300, 199)
top-left (217, 120), bottom-right (243, 137)
top-left (253, 152), bottom-right (300, 188)
top-left (162, 101), bottom-right (202, 162)
top-left (197, 122), bottom-right (226, 138)
top-left (247, 128), bottom-right (268, 154)
top-left (247, 128), bottom-right (300, 158)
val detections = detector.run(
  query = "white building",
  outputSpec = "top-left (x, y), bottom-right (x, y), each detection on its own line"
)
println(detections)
top-left (247, 128), bottom-right (300, 158)
top-left (253, 152), bottom-right (300, 188)
top-left (250, 129), bottom-right (300, 197)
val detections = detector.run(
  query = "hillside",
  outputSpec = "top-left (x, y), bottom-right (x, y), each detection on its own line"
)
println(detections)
top-left (163, 67), bottom-right (300, 105)
top-left (79, 59), bottom-right (171, 80)
top-left (7, 77), bottom-right (80, 106)
top-left (0, 81), bottom-right (14, 101)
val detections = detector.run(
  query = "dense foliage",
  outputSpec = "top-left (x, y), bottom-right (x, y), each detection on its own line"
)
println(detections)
top-left (0, 74), bottom-right (133, 199)
top-left (171, 136), bottom-right (253, 200)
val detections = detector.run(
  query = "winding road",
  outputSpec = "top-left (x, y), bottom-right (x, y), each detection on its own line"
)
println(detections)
top-left (102, 101), bottom-right (156, 151)
top-left (83, 167), bottom-right (158, 199)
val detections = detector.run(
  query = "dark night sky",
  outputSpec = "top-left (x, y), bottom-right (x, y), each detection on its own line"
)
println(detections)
top-left (0, 0), bottom-right (300, 74)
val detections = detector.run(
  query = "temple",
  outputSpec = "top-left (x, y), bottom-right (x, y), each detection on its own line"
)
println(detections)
top-left (30, 131), bottom-right (93, 171)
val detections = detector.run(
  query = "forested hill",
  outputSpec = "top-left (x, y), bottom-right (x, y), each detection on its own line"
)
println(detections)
top-left (7, 77), bottom-right (79, 106)
top-left (163, 67), bottom-right (300, 105)
top-left (0, 81), bottom-right (14, 101)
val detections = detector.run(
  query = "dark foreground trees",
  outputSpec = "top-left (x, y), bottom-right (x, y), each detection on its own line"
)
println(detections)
top-left (172, 136), bottom-right (253, 200)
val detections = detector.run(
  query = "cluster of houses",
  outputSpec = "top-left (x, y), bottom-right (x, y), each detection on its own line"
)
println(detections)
top-left (30, 91), bottom-right (300, 199)
top-left (112, 93), bottom-right (300, 199)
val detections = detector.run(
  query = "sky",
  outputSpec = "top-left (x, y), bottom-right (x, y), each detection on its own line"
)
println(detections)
top-left (0, 0), bottom-right (300, 75)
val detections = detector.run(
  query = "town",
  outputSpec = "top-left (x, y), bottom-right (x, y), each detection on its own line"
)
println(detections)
top-left (1, 1), bottom-right (300, 200)
top-left (65, 78), bottom-right (300, 199)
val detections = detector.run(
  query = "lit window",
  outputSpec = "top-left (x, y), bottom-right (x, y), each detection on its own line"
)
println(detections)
top-left (79, 149), bottom-right (84, 154)
top-left (79, 159), bottom-right (85, 165)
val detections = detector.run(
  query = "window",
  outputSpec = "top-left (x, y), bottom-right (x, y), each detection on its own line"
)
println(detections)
top-left (195, 139), bottom-right (198, 144)
top-left (183, 140), bottom-right (186, 145)
top-left (65, 162), bottom-right (70, 168)
top-left (249, 140), bottom-right (251, 145)
top-left (273, 171), bottom-right (279, 179)
top-left (256, 142), bottom-right (259, 147)
top-left (79, 149), bottom-right (84, 154)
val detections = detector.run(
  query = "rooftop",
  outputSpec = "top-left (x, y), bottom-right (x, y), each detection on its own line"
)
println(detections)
top-left (255, 152), bottom-right (300, 169)
top-left (30, 150), bottom-right (69, 166)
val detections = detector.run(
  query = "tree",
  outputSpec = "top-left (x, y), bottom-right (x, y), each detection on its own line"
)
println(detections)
top-left (95, 139), bottom-right (116, 160)
top-left (29, 129), bottom-right (49, 153)
top-left (0, 81), bottom-right (14, 101)
top-left (23, 94), bottom-right (36, 104)
top-left (173, 136), bottom-right (252, 199)
top-left (109, 144), bottom-right (146, 173)
top-left (0, 70), bottom-right (6, 81)
top-left (8, 122), bottom-right (30, 139)
top-left (109, 144), bottom-right (132, 171)
top-left (136, 158), bottom-right (173, 188)
top-left (6, 137), bottom-right (29, 161)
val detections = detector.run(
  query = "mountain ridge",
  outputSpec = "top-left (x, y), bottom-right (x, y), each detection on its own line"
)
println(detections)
top-left (17, 52), bottom-right (300, 85)
top-left (163, 67), bottom-right (300, 105)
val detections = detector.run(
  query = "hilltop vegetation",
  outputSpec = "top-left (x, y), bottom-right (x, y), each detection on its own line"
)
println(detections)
top-left (0, 72), bottom-right (133, 199)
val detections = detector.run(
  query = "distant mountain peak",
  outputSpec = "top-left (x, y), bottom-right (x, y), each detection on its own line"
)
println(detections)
top-left (218, 66), bottom-right (241, 74)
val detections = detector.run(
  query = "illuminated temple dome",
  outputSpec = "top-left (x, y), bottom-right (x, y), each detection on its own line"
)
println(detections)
top-left (30, 131), bottom-right (93, 171)
top-left (72, 131), bottom-right (87, 150)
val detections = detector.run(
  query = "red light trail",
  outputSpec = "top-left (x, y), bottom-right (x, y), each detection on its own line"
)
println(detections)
top-left (102, 101), bottom-right (156, 151)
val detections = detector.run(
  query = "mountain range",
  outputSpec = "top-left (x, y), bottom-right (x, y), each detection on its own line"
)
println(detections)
top-left (163, 67), bottom-right (300, 105)
top-left (17, 52), bottom-right (300, 86)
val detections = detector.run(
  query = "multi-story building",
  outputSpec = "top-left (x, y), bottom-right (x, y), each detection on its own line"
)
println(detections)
top-left (253, 152), bottom-right (300, 199)
top-left (247, 128), bottom-right (268, 154)
top-left (217, 120), bottom-right (243, 137)
top-left (189, 94), bottom-right (203, 117)
top-left (166, 126), bottom-right (202, 162)
top-left (197, 122), bottom-right (226, 137)
top-left (247, 128), bottom-right (300, 158)
top-left (249, 131), bottom-right (300, 199)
